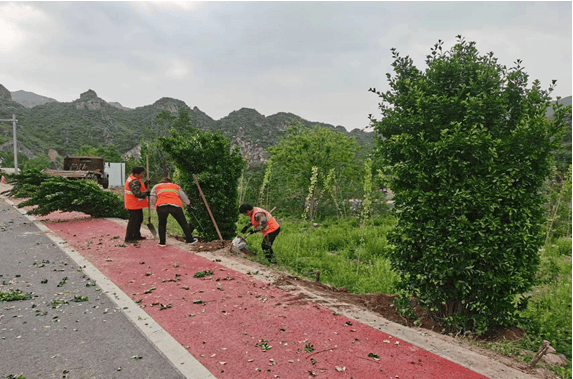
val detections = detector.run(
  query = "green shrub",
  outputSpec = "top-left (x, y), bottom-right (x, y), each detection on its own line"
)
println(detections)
top-left (5, 169), bottom-right (53, 197)
top-left (369, 36), bottom-right (571, 334)
top-left (18, 177), bottom-right (128, 219)
top-left (159, 129), bottom-right (245, 241)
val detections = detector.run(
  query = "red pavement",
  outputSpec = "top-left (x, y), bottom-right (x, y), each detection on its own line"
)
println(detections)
top-left (43, 216), bottom-right (487, 379)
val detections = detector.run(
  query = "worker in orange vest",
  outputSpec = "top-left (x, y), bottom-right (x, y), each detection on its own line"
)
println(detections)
top-left (124, 166), bottom-right (150, 243)
top-left (150, 177), bottom-right (196, 247)
top-left (239, 203), bottom-right (280, 264)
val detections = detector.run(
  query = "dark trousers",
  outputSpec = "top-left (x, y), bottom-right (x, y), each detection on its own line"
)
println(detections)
top-left (156, 205), bottom-right (194, 244)
top-left (262, 227), bottom-right (281, 260)
top-left (125, 209), bottom-right (144, 241)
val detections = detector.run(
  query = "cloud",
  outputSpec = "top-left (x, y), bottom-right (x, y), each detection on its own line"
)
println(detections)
top-left (0, 3), bottom-right (49, 53)
top-left (0, 1), bottom-right (570, 130)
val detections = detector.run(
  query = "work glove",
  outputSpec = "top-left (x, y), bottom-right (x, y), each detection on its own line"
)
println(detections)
top-left (241, 224), bottom-right (252, 234)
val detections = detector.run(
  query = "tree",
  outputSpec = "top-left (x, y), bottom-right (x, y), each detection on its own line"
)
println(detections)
top-left (369, 36), bottom-right (570, 333)
top-left (158, 129), bottom-right (245, 241)
top-left (140, 107), bottom-right (193, 184)
top-left (17, 174), bottom-right (127, 219)
top-left (74, 144), bottom-right (122, 163)
top-left (22, 155), bottom-right (51, 171)
top-left (268, 124), bottom-right (361, 217)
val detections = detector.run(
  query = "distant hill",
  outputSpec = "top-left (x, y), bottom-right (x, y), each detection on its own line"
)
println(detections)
top-left (108, 101), bottom-right (132, 111)
top-left (11, 90), bottom-right (58, 108)
top-left (0, 86), bottom-right (374, 165)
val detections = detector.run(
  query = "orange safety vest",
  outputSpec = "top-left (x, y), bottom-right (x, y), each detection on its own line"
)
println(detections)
top-left (155, 183), bottom-right (182, 208)
top-left (124, 174), bottom-right (148, 210)
top-left (251, 207), bottom-right (279, 236)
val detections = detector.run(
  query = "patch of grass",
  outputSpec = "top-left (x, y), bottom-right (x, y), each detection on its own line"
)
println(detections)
top-left (239, 215), bottom-right (397, 294)
top-left (520, 239), bottom-right (572, 362)
top-left (0, 289), bottom-right (32, 302)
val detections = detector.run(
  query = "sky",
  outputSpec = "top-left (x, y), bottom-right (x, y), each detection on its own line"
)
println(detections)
top-left (1, 1), bottom-right (571, 132)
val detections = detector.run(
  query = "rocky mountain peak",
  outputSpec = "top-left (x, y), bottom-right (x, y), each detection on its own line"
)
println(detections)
top-left (152, 97), bottom-right (188, 113)
top-left (0, 84), bottom-right (12, 101)
top-left (80, 89), bottom-right (98, 99)
top-left (75, 89), bottom-right (108, 110)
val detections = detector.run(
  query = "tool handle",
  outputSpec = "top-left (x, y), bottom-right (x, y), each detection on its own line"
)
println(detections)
top-left (146, 155), bottom-right (151, 222)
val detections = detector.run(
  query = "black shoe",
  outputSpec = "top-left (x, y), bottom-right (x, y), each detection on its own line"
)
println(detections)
top-left (125, 239), bottom-right (138, 243)
top-left (135, 236), bottom-right (147, 240)
top-left (266, 256), bottom-right (277, 265)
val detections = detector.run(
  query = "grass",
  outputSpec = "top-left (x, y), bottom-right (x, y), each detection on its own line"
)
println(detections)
top-left (238, 215), bottom-right (398, 294)
top-left (471, 238), bottom-right (572, 378)
top-left (518, 238), bottom-right (572, 378)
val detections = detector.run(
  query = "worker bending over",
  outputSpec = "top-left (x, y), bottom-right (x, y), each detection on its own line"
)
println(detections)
top-left (239, 203), bottom-right (280, 264)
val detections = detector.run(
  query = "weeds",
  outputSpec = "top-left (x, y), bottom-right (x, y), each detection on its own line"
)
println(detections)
top-left (243, 216), bottom-right (397, 294)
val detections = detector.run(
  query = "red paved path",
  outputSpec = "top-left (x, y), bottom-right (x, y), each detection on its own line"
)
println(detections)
top-left (44, 217), bottom-right (487, 379)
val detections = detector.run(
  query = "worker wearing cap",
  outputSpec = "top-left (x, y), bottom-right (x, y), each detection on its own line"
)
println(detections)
top-left (124, 166), bottom-right (150, 243)
top-left (150, 177), bottom-right (196, 247)
top-left (239, 203), bottom-right (280, 264)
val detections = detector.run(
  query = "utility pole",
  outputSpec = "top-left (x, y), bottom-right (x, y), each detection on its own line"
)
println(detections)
top-left (0, 114), bottom-right (18, 174)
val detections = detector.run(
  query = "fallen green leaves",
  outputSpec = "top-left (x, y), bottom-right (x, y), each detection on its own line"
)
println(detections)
top-left (194, 269), bottom-right (214, 278)
top-left (144, 287), bottom-right (156, 294)
top-left (0, 289), bottom-right (32, 302)
top-left (255, 339), bottom-right (272, 352)
top-left (56, 277), bottom-right (68, 287)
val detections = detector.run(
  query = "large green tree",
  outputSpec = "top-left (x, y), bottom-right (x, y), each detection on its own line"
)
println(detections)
top-left (370, 36), bottom-right (570, 333)
top-left (267, 124), bottom-right (361, 218)
top-left (74, 144), bottom-right (123, 163)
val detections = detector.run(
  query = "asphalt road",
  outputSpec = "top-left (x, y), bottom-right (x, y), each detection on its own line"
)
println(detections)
top-left (0, 198), bottom-right (187, 379)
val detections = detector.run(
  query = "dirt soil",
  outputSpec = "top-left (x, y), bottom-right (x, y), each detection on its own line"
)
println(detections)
top-left (174, 235), bottom-right (563, 379)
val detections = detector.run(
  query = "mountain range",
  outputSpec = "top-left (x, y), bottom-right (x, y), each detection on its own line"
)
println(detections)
top-left (0, 84), bottom-right (570, 169)
top-left (0, 85), bottom-right (374, 166)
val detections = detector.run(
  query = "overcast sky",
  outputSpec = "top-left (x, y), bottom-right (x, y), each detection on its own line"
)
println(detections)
top-left (1, 1), bottom-right (571, 131)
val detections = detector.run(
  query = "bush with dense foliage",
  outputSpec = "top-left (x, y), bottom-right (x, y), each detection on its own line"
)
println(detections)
top-left (369, 36), bottom-right (570, 334)
top-left (17, 174), bottom-right (127, 219)
top-left (159, 129), bottom-right (245, 241)
top-left (4, 169), bottom-right (52, 197)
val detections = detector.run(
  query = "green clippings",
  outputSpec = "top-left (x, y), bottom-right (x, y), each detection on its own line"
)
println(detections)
top-left (0, 289), bottom-right (32, 302)
top-left (193, 269), bottom-right (214, 278)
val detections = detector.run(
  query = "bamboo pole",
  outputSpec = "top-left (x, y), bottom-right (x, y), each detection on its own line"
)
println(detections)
top-left (193, 174), bottom-right (224, 245)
